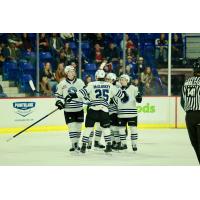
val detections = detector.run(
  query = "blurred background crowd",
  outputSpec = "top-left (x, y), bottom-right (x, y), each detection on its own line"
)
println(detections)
top-left (0, 33), bottom-right (197, 98)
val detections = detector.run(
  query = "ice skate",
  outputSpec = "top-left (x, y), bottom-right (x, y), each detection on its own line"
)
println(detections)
top-left (80, 143), bottom-right (87, 153)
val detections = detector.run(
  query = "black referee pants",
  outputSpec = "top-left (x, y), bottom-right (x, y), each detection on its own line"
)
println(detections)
top-left (185, 111), bottom-right (200, 164)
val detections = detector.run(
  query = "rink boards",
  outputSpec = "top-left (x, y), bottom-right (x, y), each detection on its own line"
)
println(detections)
top-left (0, 97), bottom-right (186, 133)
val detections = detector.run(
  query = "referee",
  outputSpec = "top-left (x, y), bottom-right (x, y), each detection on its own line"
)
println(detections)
top-left (181, 61), bottom-right (200, 164)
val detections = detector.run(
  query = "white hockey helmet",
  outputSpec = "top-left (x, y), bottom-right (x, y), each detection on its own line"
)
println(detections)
top-left (64, 65), bottom-right (75, 74)
top-left (106, 73), bottom-right (117, 81)
top-left (95, 69), bottom-right (106, 79)
top-left (120, 74), bottom-right (130, 83)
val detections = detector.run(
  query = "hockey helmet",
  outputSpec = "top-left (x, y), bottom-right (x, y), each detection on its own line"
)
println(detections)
top-left (95, 69), bottom-right (106, 79)
top-left (106, 73), bottom-right (117, 81)
top-left (64, 65), bottom-right (75, 74)
top-left (120, 74), bottom-right (130, 83)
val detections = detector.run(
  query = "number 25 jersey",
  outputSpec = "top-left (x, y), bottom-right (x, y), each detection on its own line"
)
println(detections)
top-left (77, 81), bottom-right (123, 112)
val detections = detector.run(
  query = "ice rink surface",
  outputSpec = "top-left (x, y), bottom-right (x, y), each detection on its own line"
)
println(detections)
top-left (0, 129), bottom-right (198, 166)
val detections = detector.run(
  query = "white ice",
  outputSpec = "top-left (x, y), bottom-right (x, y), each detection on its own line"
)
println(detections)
top-left (0, 129), bottom-right (198, 166)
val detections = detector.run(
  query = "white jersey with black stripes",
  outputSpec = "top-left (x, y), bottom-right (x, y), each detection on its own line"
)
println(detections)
top-left (116, 85), bottom-right (139, 118)
top-left (55, 78), bottom-right (85, 112)
top-left (77, 81), bottom-right (124, 113)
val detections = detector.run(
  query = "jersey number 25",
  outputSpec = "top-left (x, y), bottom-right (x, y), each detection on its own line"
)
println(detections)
top-left (95, 89), bottom-right (109, 101)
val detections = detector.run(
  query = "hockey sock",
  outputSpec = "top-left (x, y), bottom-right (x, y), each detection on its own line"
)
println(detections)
top-left (94, 130), bottom-right (102, 142)
top-left (119, 127), bottom-right (127, 145)
top-left (89, 131), bottom-right (94, 142)
top-left (76, 132), bottom-right (81, 144)
top-left (111, 126), bottom-right (120, 143)
top-left (82, 127), bottom-right (93, 144)
top-left (68, 122), bottom-right (82, 145)
top-left (130, 126), bottom-right (138, 146)
top-left (69, 132), bottom-right (77, 145)
top-left (114, 131), bottom-right (120, 143)
top-left (102, 128), bottom-right (112, 144)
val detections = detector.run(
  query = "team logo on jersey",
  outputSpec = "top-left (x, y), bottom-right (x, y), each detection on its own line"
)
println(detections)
top-left (13, 102), bottom-right (36, 117)
top-left (68, 87), bottom-right (77, 95)
top-left (121, 95), bottom-right (129, 104)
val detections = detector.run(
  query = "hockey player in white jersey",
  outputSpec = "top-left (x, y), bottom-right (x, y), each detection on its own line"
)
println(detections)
top-left (65, 69), bottom-right (128, 153)
top-left (55, 65), bottom-right (85, 152)
top-left (117, 74), bottom-right (142, 151)
top-left (105, 73), bottom-right (121, 150)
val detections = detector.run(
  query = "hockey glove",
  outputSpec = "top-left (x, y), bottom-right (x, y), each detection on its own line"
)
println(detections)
top-left (121, 91), bottom-right (129, 103)
top-left (55, 100), bottom-right (65, 110)
top-left (136, 93), bottom-right (142, 103)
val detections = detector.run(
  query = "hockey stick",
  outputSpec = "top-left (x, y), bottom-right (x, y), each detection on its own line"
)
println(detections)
top-left (6, 108), bottom-right (59, 142)
top-left (29, 80), bottom-right (90, 105)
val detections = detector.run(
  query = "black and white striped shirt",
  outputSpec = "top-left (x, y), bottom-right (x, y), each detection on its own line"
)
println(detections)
top-left (181, 76), bottom-right (200, 111)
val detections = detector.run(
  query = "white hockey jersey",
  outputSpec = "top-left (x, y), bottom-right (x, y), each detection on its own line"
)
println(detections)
top-left (55, 78), bottom-right (85, 112)
top-left (116, 85), bottom-right (139, 118)
top-left (77, 81), bottom-right (123, 113)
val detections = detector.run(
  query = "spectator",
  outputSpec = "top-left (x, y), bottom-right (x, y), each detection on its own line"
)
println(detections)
top-left (115, 59), bottom-right (124, 77)
top-left (92, 43), bottom-right (104, 65)
top-left (125, 64), bottom-right (134, 78)
top-left (93, 33), bottom-right (105, 48)
top-left (126, 48), bottom-right (137, 61)
top-left (140, 66), bottom-right (153, 95)
top-left (39, 33), bottom-right (49, 52)
top-left (40, 76), bottom-right (52, 96)
top-left (136, 57), bottom-right (145, 74)
top-left (63, 43), bottom-right (75, 64)
top-left (40, 62), bottom-right (57, 91)
top-left (126, 56), bottom-right (137, 74)
top-left (172, 33), bottom-right (183, 64)
top-left (21, 33), bottom-right (32, 51)
top-left (7, 33), bottom-right (22, 48)
top-left (2, 41), bottom-right (21, 62)
top-left (60, 33), bottom-right (74, 42)
top-left (56, 49), bottom-right (68, 66)
top-left (132, 78), bottom-right (143, 94)
top-left (0, 42), bottom-right (5, 74)
top-left (49, 33), bottom-right (63, 56)
top-left (0, 84), bottom-right (7, 97)
top-left (55, 63), bottom-right (65, 83)
top-left (155, 33), bottom-right (168, 64)
top-left (120, 34), bottom-right (137, 52)
top-left (105, 42), bottom-right (120, 62)
top-left (84, 75), bottom-right (92, 86)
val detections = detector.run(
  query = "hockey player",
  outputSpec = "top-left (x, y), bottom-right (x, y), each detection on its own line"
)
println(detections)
top-left (105, 73), bottom-right (121, 150)
top-left (65, 69), bottom-right (128, 153)
top-left (116, 74), bottom-right (142, 151)
top-left (55, 65), bottom-right (85, 152)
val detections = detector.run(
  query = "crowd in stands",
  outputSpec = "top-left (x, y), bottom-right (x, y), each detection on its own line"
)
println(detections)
top-left (0, 33), bottom-right (186, 97)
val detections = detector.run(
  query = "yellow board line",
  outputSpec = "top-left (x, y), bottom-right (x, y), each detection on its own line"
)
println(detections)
top-left (0, 124), bottom-right (186, 134)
